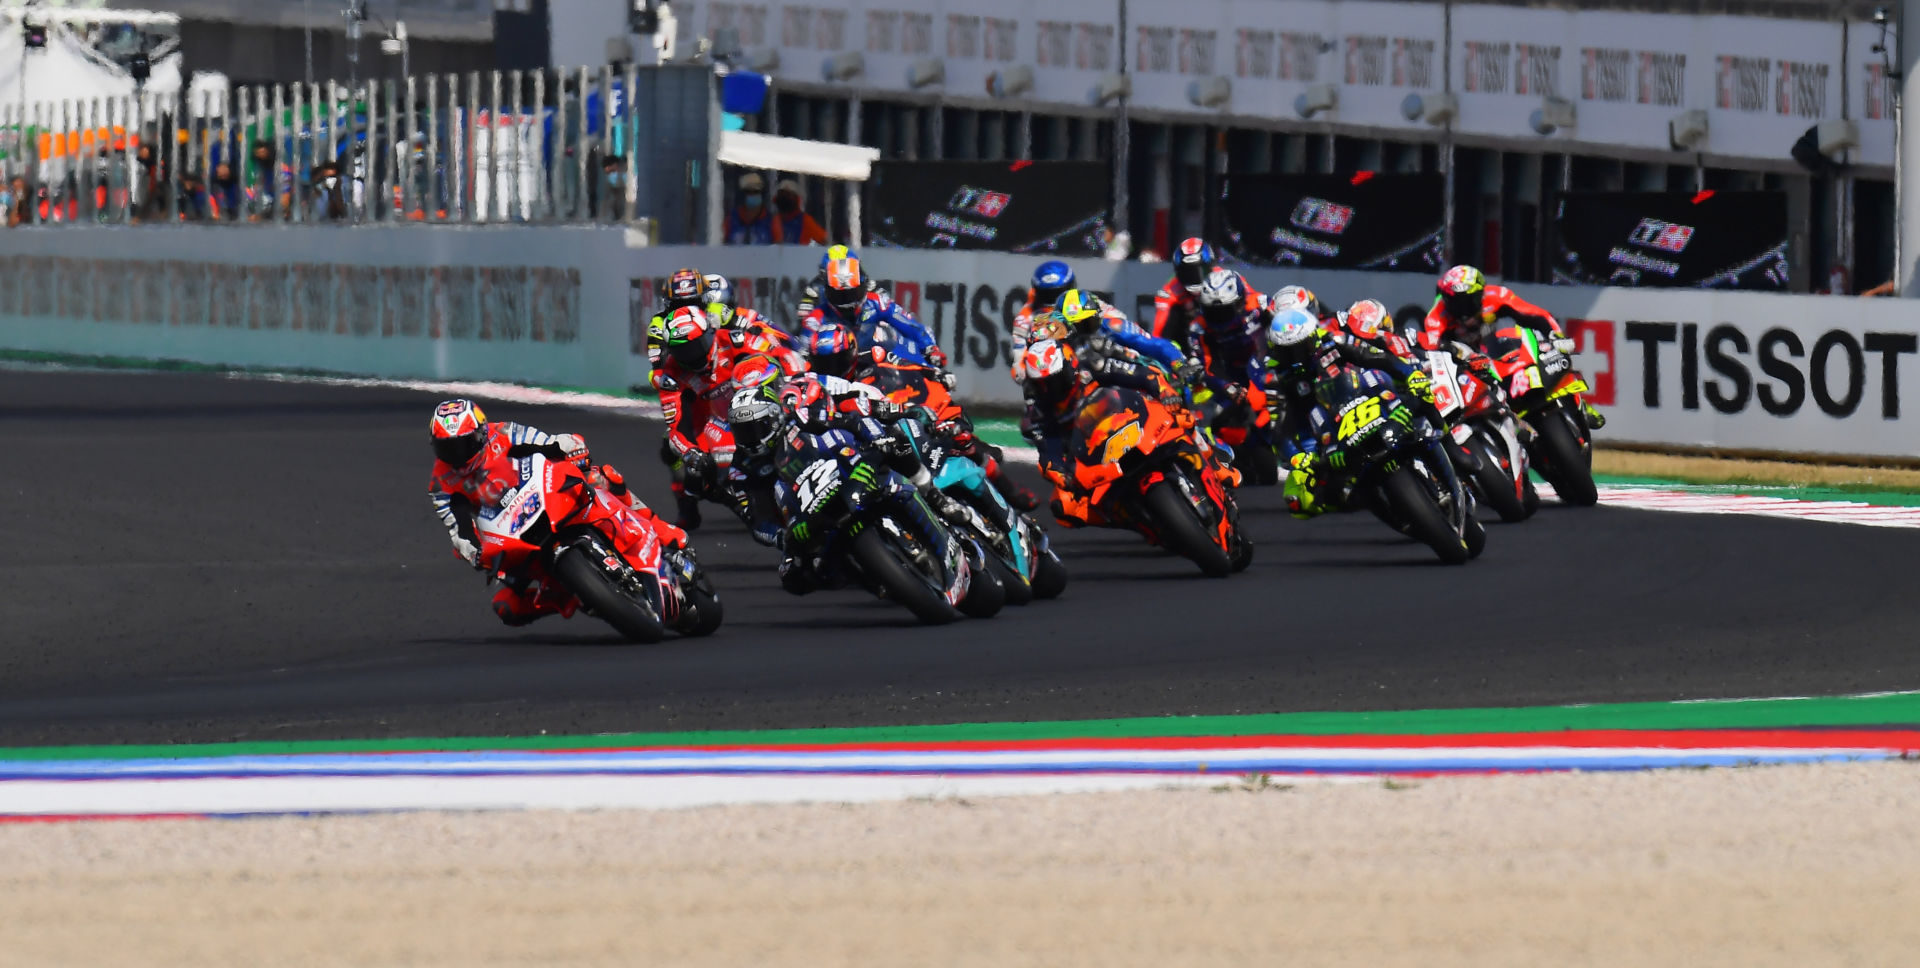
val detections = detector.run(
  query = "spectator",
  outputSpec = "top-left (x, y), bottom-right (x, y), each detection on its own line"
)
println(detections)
top-left (723, 171), bottom-right (775, 244)
top-left (309, 160), bottom-right (348, 221)
top-left (209, 161), bottom-right (241, 221)
top-left (3, 176), bottom-right (28, 227)
top-left (771, 178), bottom-right (827, 245)
top-left (132, 142), bottom-right (168, 222)
top-left (601, 155), bottom-right (626, 221)
top-left (247, 140), bottom-right (290, 221)
top-left (176, 169), bottom-right (209, 221)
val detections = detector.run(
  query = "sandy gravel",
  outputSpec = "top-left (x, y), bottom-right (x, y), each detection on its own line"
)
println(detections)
top-left (1595, 447), bottom-right (1920, 490)
top-left (2, 761), bottom-right (1916, 967)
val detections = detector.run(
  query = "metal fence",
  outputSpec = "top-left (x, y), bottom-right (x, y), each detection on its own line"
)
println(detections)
top-left (0, 63), bottom-right (705, 233)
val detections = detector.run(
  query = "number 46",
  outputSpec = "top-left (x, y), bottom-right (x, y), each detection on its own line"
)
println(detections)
top-left (1337, 398), bottom-right (1381, 438)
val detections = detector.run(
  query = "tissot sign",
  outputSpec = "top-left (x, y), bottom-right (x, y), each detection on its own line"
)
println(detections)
top-left (1536, 288), bottom-right (1920, 458)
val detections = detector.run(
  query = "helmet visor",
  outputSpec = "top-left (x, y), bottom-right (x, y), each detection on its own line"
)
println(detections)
top-left (1443, 291), bottom-right (1482, 322)
top-left (432, 430), bottom-right (484, 466)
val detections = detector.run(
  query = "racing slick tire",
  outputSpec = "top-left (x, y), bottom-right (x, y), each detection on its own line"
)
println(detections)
top-left (1535, 409), bottom-right (1598, 507)
top-left (1464, 515), bottom-right (1488, 560)
top-left (552, 545), bottom-right (666, 643)
top-left (1143, 480), bottom-right (1233, 578)
top-left (1382, 467), bottom-right (1471, 565)
top-left (1467, 430), bottom-right (1531, 523)
top-left (958, 545), bottom-right (1008, 618)
top-left (850, 526), bottom-right (962, 625)
top-left (1030, 549), bottom-right (1068, 600)
top-left (983, 551), bottom-right (1033, 607)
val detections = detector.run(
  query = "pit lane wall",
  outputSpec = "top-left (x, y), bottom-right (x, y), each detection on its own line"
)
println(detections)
top-left (1, 228), bottom-right (1915, 461)
top-left (0, 225), bottom-right (644, 391)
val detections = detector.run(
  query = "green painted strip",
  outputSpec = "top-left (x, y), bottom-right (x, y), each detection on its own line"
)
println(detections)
top-left (1591, 474), bottom-right (1920, 508)
top-left (2, 692), bottom-right (1916, 761)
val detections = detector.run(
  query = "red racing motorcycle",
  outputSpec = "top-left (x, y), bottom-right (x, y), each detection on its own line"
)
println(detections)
top-left (475, 452), bottom-right (723, 643)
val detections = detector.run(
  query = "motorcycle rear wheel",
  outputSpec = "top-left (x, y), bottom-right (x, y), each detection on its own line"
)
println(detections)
top-left (850, 527), bottom-right (961, 625)
top-left (551, 546), bottom-right (665, 643)
top-left (1534, 408), bottom-right (1598, 507)
top-left (1381, 467), bottom-right (1470, 565)
top-left (1468, 429), bottom-right (1531, 522)
top-left (1143, 479), bottom-right (1233, 578)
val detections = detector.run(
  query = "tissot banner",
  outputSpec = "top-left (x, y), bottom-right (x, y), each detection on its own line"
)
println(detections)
top-left (866, 160), bottom-right (1110, 255)
top-left (1551, 190), bottom-right (1789, 291)
top-left (1221, 172), bottom-right (1444, 272)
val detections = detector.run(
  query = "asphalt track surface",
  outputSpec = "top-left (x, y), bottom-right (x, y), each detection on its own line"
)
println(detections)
top-left (3, 367), bottom-right (1918, 747)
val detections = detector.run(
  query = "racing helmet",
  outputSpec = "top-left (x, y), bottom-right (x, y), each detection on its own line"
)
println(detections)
top-left (1266, 305), bottom-right (1320, 361)
top-left (780, 373), bottom-right (836, 433)
top-left (430, 398), bottom-right (488, 467)
top-left (1015, 339), bottom-right (1078, 409)
top-left (1271, 285), bottom-right (1323, 320)
top-left (818, 244), bottom-right (856, 273)
top-left (702, 273), bottom-right (735, 312)
top-left (1343, 299), bottom-right (1392, 340)
top-left (1437, 265), bottom-right (1487, 321)
top-left (1030, 260), bottom-right (1077, 309)
top-left (806, 323), bottom-right (859, 379)
top-left (662, 305), bottom-right (716, 369)
top-left (1173, 237), bottom-right (1216, 290)
top-left (662, 267), bottom-right (706, 311)
top-left (728, 383), bottom-right (784, 455)
top-left (1195, 267), bottom-right (1245, 326)
top-left (1053, 289), bottom-right (1106, 336)
top-left (823, 254), bottom-right (867, 318)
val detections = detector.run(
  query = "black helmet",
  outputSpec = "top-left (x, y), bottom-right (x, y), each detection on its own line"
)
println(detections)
top-left (728, 383), bottom-right (784, 455)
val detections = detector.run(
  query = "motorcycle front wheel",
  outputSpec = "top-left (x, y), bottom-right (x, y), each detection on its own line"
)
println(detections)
top-left (1381, 467), bottom-right (1471, 565)
top-left (849, 526), bottom-right (962, 625)
top-left (1467, 428), bottom-right (1531, 522)
top-left (1533, 406), bottom-right (1598, 507)
top-left (1143, 478), bottom-right (1233, 578)
top-left (551, 545), bottom-right (665, 643)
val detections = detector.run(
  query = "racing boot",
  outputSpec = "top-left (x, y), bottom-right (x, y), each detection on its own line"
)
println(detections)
top-left (672, 486), bottom-right (703, 531)
top-left (1583, 402), bottom-right (1607, 430)
top-left (1050, 489), bottom-right (1095, 529)
top-left (984, 459), bottom-right (1041, 512)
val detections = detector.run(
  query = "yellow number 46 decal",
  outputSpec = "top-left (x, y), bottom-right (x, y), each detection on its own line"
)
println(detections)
top-left (1337, 398), bottom-right (1382, 439)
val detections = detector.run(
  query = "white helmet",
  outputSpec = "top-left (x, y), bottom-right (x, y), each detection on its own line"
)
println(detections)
top-left (1267, 306), bottom-right (1319, 350)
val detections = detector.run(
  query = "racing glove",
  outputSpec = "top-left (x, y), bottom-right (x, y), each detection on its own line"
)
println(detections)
top-left (552, 433), bottom-right (589, 462)
top-left (1551, 336), bottom-right (1577, 355)
top-left (451, 534), bottom-right (483, 569)
top-left (926, 345), bottom-right (949, 368)
top-left (681, 450), bottom-right (714, 488)
top-left (1404, 369), bottom-right (1435, 405)
top-left (1174, 359), bottom-right (1206, 388)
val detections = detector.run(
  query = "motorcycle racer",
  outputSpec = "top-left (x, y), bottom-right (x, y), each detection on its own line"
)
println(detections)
top-left (426, 399), bottom-right (687, 626)
top-left (1150, 237), bottom-right (1222, 345)
top-left (1017, 337), bottom-right (1192, 528)
top-left (704, 272), bottom-right (802, 353)
top-left (794, 244), bottom-right (894, 319)
top-left (1420, 264), bottom-right (1605, 429)
top-left (809, 322), bottom-right (1041, 512)
top-left (1188, 268), bottom-right (1273, 401)
top-left (799, 249), bottom-right (949, 370)
top-left (648, 304), bottom-right (806, 529)
top-left (1011, 259), bottom-right (1081, 357)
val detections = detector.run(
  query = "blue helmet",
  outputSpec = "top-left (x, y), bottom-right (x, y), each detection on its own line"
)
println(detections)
top-left (1031, 260), bottom-right (1076, 306)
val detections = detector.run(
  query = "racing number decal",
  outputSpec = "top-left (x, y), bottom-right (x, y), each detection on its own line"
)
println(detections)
top-left (796, 459), bottom-right (843, 513)
top-left (1101, 420), bottom-right (1144, 465)
top-left (1337, 398), bottom-right (1382, 439)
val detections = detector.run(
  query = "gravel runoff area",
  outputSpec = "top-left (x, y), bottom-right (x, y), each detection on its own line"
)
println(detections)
top-left (3, 760), bottom-right (1916, 967)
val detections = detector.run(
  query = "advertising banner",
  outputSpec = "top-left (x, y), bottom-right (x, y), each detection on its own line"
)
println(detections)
top-left (1221, 172), bottom-right (1443, 272)
top-left (866, 160), bottom-right (1110, 254)
top-left (1551, 190), bottom-right (1790, 291)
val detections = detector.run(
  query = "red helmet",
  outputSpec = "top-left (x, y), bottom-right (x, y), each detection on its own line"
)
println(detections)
top-left (780, 373), bottom-right (835, 432)
top-left (1342, 299), bottom-right (1392, 340)
top-left (430, 398), bottom-right (488, 466)
top-left (805, 323), bottom-right (859, 378)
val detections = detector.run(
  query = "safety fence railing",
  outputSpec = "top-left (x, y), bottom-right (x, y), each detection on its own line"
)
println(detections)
top-left (0, 63), bottom-right (680, 231)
